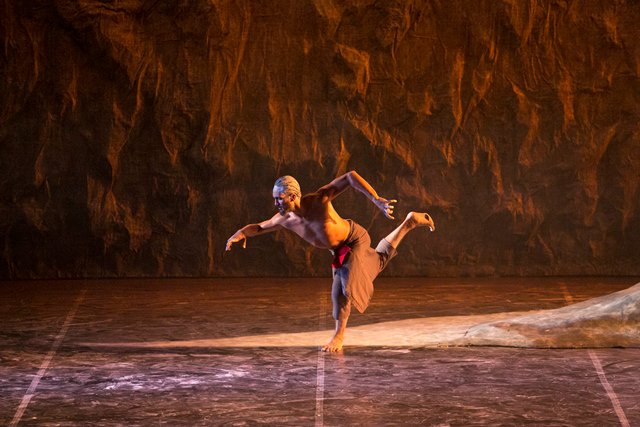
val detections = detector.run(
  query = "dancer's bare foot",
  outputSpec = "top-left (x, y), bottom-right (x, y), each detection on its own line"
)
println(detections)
top-left (322, 334), bottom-right (344, 352)
top-left (406, 211), bottom-right (435, 232)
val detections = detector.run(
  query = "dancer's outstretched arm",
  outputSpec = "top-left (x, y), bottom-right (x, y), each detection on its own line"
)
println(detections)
top-left (317, 170), bottom-right (397, 219)
top-left (225, 214), bottom-right (282, 251)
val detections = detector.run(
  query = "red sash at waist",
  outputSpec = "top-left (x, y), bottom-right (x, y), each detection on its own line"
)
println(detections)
top-left (331, 245), bottom-right (351, 268)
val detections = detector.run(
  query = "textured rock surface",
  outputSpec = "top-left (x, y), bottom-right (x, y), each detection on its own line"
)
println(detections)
top-left (1, 0), bottom-right (639, 278)
top-left (461, 281), bottom-right (640, 348)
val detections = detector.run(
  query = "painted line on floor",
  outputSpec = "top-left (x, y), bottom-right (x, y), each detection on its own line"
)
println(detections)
top-left (588, 350), bottom-right (630, 427)
top-left (559, 283), bottom-right (574, 304)
top-left (315, 293), bottom-right (327, 427)
top-left (10, 289), bottom-right (86, 427)
top-left (559, 282), bottom-right (630, 427)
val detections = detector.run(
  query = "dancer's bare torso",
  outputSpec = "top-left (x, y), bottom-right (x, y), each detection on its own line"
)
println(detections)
top-left (225, 171), bottom-right (398, 255)
top-left (272, 193), bottom-right (349, 250)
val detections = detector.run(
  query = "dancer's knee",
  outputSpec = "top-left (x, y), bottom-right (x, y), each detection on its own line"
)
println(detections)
top-left (376, 239), bottom-right (398, 271)
top-left (332, 293), bottom-right (350, 320)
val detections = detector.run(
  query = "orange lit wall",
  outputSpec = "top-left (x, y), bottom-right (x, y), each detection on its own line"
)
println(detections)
top-left (1, 1), bottom-right (638, 278)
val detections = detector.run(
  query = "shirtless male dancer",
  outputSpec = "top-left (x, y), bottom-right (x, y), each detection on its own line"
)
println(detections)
top-left (225, 171), bottom-right (435, 352)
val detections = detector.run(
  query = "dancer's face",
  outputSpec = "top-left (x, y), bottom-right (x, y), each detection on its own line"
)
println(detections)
top-left (272, 187), bottom-right (296, 215)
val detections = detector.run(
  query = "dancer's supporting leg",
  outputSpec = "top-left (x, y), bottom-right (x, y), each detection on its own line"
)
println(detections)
top-left (323, 284), bottom-right (350, 352)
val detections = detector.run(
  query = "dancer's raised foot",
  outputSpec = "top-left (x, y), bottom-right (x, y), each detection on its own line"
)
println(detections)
top-left (406, 211), bottom-right (435, 232)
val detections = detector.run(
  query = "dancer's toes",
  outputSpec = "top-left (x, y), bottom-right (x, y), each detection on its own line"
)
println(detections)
top-left (425, 213), bottom-right (435, 232)
top-left (322, 336), bottom-right (344, 352)
top-left (408, 211), bottom-right (435, 231)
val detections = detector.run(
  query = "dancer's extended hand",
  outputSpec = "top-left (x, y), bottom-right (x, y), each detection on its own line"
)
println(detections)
top-left (225, 232), bottom-right (247, 251)
top-left (374, 197), bottom-right (397, 220)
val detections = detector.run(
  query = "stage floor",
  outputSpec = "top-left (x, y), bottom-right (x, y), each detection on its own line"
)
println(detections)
top-left (1, 277), bottom-right (639, 426)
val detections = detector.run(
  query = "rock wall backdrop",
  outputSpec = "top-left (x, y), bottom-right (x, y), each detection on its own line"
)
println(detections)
top-left (1, 0), bottom-right (639, 278)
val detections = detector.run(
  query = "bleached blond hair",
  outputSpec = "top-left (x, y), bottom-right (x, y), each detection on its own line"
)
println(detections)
top-left (273, 175), bottom-right (301, 198)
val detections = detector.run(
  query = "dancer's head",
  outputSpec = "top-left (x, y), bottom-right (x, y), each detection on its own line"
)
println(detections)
top-left (272, 175), bottom-right (301, 215)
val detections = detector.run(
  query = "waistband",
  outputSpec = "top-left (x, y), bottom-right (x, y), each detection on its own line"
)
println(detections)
top-left (329, 219), bottom-right (354, 255)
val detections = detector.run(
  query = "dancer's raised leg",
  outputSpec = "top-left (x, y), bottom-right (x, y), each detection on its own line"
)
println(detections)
top-left (384, 212), bottom-right (435, 249)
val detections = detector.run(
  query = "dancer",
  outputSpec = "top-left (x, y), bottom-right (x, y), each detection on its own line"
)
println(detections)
top-left (226, 171), bottom-right (435, 352)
